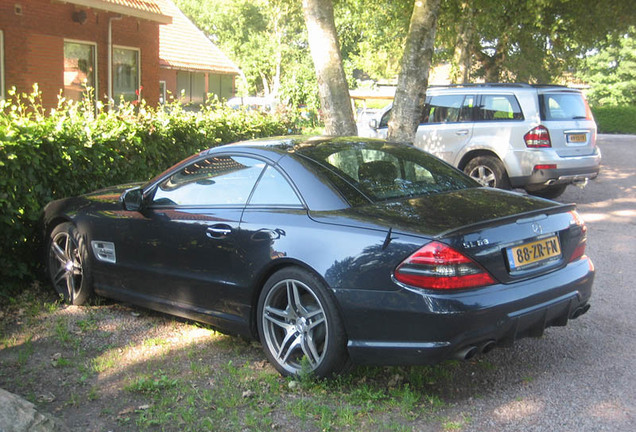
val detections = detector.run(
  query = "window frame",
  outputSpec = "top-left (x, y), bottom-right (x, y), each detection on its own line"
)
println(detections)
top-left (159, 80), bottom-right (166, 104)
top-left (0, 30), bottom-right (4, 100)
top-left (63, 38), bottom-right (98, 102)
top-left (112, 45), bottom-right (141, 103)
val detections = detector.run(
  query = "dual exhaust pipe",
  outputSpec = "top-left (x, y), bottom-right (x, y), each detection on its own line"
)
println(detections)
top-left (454, 303), bottom-right (590, 361)
top-left (454, 340), bottom-right (497, 361)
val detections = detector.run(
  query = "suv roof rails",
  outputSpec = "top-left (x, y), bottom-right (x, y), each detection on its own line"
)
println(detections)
top-left (428, 83), bottom-right (570, 89)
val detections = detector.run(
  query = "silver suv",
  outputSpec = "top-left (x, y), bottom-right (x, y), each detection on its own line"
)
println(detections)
top-left (360, 84), bottom-right (601, 199)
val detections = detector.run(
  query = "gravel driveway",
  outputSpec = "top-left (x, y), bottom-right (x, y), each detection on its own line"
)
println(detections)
top-left (441, 134), bottom-right (636, 431)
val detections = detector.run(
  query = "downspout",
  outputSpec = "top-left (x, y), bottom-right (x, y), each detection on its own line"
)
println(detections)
top-left (108, 15), bottom-right (122, 107)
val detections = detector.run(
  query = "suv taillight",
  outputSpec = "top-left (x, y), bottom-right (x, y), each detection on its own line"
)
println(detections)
top-left (394, 241), bottom-right (496, 290)
top-left (525, 126), bottom-right (551, 148)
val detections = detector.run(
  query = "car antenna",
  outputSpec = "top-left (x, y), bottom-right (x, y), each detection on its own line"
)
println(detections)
top-left (382, 227), bottom-right (393, 250)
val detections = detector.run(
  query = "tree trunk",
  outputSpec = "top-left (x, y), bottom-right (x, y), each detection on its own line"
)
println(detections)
top-left (450, 1), bottom-right (474, 84)
top-left (387, 0), bottom-right (441, 143)
top-left (302, 0), bottom-right (357, 136)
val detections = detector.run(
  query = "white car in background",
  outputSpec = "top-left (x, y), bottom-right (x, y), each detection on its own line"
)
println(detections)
top-left (361, 84), bottom-right (601, 198)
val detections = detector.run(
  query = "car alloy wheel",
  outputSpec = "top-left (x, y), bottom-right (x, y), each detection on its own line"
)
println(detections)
top-left (464, 155), bottom-right (511, 189)
top-left (47, 223), bottom-right (91, 305)
top-left (257, 268), bottom-right (347, 377)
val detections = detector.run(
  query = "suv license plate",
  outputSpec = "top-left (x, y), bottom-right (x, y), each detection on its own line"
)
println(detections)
top-left (507, 236), bottom-right (562, 271)
top-left (567, 133), bottom-right (586, 143)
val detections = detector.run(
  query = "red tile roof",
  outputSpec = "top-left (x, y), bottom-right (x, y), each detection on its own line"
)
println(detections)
top-left (156, 0), bottom-right (240, 74)
top-left (62, 0), bottom-right (171, 23)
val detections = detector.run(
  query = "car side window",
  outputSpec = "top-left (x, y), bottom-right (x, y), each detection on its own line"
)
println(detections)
top-left (152, 155), bottom-right (265, 206)
top-left (479, 95), bottom-right (524, 121)
top-left (249, 166), bottom-right (303, 206)
top-left (422, 94), bottom-right (470, 124)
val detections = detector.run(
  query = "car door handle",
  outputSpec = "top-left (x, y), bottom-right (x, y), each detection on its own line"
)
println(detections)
top-left (455, 129), bottom-right (469, 136)
top-left (206, 224), bottom-right (233, 239)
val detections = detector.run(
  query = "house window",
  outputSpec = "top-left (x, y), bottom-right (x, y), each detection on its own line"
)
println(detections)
top-left (0, 30), bottom-right (4, 100)
top-left (113, 47), bottom-right (140, 103)
top-left (176, 71), bottom-right (206, 104)
top-left (64, 40), bottom-right (96, 102)
top-left (208, 73), bottom-right (234, 101)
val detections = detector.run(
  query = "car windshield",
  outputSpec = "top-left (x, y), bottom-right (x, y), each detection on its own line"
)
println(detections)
top-left (296, 139), bottom-right (478, 203)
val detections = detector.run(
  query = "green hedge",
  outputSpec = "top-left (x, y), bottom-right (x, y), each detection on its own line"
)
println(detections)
top-left (592, 105), bottom-right (636, 134)
top-left (0, 88), bottom-right (297, 297)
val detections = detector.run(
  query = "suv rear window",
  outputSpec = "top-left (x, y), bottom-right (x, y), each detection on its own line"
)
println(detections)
top-left (540, 93), bottom-right (588, 120)
top-left (478, 95), bottom-right (524, 121)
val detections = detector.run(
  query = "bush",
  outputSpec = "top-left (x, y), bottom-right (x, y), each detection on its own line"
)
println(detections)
top-left (0, 87), bottom-right (297, 298)
top-left (592, 105), bottom-right (636, 134)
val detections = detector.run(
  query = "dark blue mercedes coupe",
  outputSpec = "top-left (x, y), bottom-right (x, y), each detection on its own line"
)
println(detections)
top-left (43, 136), bottom-right (594, 377)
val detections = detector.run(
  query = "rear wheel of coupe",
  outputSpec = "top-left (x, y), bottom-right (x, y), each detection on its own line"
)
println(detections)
top-left (257, 267), bottom-right (348, 378)
top-left (464, 155), bottom-right (511, 189)
top-left (47, 222), bottom-right (92, 305)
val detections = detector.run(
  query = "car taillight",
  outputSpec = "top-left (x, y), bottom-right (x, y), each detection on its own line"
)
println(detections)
top-left (525, 126), bottom-right (551, 148)
top-left (568, 210), bottom-right (587, 262)
top-left (394, 241), bottom-right (496, 290)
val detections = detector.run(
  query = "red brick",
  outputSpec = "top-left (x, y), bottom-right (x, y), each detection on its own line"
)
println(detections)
top-left (0, 0), bottom-right (161, 109)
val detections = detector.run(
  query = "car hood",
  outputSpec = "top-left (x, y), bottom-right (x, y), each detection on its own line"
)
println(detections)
top-left (309, 187), bottom-right (564, 238)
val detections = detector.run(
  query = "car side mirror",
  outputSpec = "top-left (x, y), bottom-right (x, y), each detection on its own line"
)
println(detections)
top-left (369, 119), bottom-right (378, 130)
top-left (121, 186), bottom-right (144, 211)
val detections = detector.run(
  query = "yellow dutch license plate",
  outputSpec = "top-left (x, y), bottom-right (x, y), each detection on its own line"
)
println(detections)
top-left (507, 235), bottom-right (562, 271)
top-left (568, 133), bottom-right (586, 143)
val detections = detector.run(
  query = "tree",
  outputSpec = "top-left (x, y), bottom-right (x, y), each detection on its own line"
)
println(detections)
top-left (387, 0), bottom-right (441, 143)
top-left (578, 29), bottom-right (636, 106)
top-left (302, 0), bottom-right (357, 135)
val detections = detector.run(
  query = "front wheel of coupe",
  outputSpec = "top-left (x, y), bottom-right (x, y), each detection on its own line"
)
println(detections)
top-left (47, 222), bottom-right (92, 305)
top-left (257, 267), bottom-right (348, 378)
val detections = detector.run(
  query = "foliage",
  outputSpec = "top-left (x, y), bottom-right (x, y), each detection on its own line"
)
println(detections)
top-left (174, 0), bottom-right (318, 111)
top-left (592, 106), bottom-right (636, 135)
top-left (436, 0), bottom-right (636, 83)
top-left (0, 86), bottom-right (295, 294)
top-left (578, 29), bottom-right (636, 106)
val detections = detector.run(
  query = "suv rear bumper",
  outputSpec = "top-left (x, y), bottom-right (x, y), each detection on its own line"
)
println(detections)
top-left (508, 147), bottom-right (601, 188)
top-left (510, 165), bottom-right (600, 188)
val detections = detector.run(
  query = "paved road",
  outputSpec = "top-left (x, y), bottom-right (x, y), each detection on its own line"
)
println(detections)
top-left (444, 134), bottom-right (636, 431)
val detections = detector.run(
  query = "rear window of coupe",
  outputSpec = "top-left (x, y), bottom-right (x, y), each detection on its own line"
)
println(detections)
top-left (298, 142), bottom-right (478, 203)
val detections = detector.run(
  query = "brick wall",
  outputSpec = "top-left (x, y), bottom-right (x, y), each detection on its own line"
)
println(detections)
top-left (0, 0), bottom-right (161, 109)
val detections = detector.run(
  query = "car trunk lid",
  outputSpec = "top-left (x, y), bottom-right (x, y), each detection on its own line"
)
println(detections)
top-left (310, 187), bottom-right (583, 284)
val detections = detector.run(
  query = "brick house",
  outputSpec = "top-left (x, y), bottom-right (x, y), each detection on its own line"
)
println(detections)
top-left (0, 0), bottom-right (240, 110)
top-left (156, 0), bottom-right (239, 105)
top-left (0, 0), bottom-right (172, 109)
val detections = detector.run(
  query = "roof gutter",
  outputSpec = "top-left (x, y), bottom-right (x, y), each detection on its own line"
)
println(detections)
top-left (61, 0), bottom-right (172, 24)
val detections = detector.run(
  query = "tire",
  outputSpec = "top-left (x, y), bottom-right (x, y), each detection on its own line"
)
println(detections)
top-left (525, 184), bottom-right (567, 200)
top-left (257, 267), bottom-right (348, 378)
top-left (463, 156), bottom-right (511, 189)
top-left (47, 222), bottom-right (92, 305)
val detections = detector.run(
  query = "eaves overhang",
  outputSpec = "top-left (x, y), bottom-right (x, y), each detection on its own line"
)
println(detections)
top-left (59, 0), bottom-right (172, 24)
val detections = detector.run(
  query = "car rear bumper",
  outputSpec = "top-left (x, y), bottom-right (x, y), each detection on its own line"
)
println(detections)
top-left (335, 257), bottom-right (594, 365)
top-left (507, 147), bottom-right (601, 188)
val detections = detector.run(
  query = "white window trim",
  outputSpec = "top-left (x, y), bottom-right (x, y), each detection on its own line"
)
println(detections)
top-left (159, 80), bottom-right (166, 104)
top-left (63, 38), bottom-right (98, 99)
top-left (0, 30), bottom-right (5, 100)
top-left (112, 45), bottom-right (141, 101)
